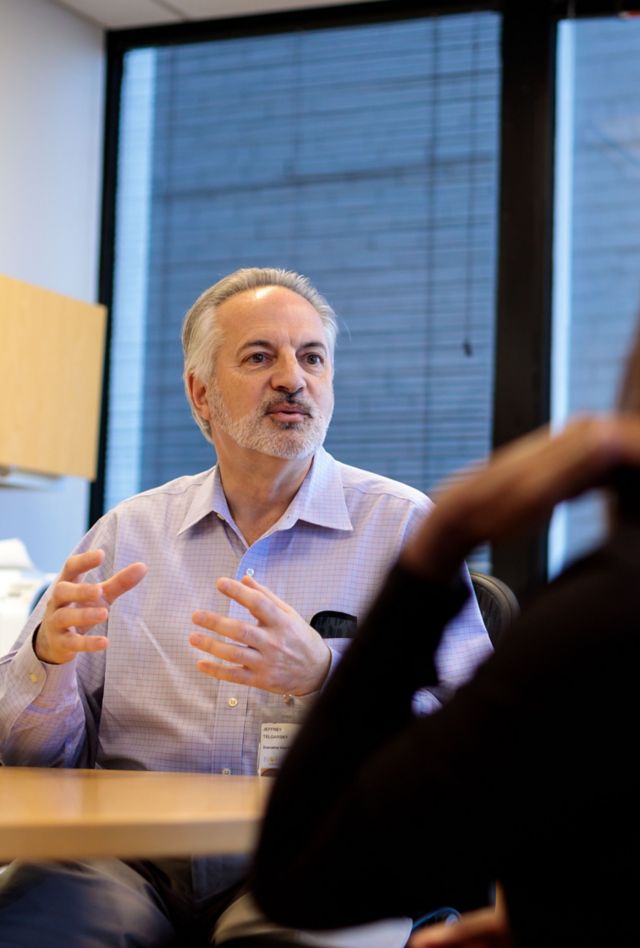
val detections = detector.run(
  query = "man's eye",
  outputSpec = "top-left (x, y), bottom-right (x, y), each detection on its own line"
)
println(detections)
top-left (248, 352), bottom-right (268, 364)
top-left (304, 353), bottom-right (323, 366)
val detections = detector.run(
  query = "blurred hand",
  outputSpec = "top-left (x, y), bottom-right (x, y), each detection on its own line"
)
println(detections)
top-left (190, 574), bottom-right (331, 695)
top-left (403, 415), bottom-right (640, 580)
top-left (34, 549), bottom-right (147, 665)
top-left (410, 906), bottom-right (512, 948)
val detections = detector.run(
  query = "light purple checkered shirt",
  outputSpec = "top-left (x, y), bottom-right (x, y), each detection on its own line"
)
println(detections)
top-left (0, 447), bottom-right (490, 896)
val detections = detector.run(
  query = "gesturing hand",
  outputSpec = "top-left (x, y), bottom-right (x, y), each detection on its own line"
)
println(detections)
top-left (189, 574), bottom-right (331, 696)
top-left (403, 415), bottom-right (640, 581)
top-left (35, 549), bottom-right (147, 665)
top-left (410, 905), bottom-right (512, 948)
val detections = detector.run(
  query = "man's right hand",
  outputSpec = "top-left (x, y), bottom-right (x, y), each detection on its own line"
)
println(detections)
top-left (34, 549), bottom-right (147, 665)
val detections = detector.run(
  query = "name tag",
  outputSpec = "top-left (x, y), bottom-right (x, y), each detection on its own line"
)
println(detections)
top-left (257, 722), bottom-right (301, 776)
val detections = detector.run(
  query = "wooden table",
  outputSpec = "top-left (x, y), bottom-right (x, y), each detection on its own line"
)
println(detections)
top-left (0, 768), bottom-right (271, 862)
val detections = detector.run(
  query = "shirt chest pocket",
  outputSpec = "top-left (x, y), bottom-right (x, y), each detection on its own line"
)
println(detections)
top-left (310, 611), bottom-right (357, 640)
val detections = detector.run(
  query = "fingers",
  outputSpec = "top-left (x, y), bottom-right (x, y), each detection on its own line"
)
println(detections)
top-left (101, 562), bottom-right (148, 604)
top-left (50, 605), bottom-right (109, 632)
top-left (215, 577), bottom-right (282, 625)
top-left (53, 557), bottom-right (147, 611)
top-left (194, 577), bottom-right (329, 694)
top-left (240, 574), bottom-right (290, 611)
top-left (51, 581), bottom-right (105, 610)
top-left (495, 415), bottom-right (640, 508)
top-left (45, 577), bottom-right (109, 641)
top-left (195, 658), bottom-right (255, 685)
top-left (189, 619), bottom-right (260, 685)
top-left (410, 906), bottom-right (511, 947)
top-left (189, 628), bottom-right (259, 668)
top-left (405, 415), bottom-right (640, 580)
top-left (36, 552), bottom-right (147, 665)
top-left (44, 628), bottom-right (109, 658)
top-left (35, 620), bottom-right (109, 664)
top-left (191, 609), bottom-right (259, 647)
top-left (189, 614), bottom-right (263, 689)
top-left (59, 548), bottom-right (105, 584)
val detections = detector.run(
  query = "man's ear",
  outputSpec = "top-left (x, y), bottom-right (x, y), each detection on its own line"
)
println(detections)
top-left (188, 372), bottom-right (211, 422)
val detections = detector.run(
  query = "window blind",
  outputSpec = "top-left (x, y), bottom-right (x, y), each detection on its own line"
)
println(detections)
top-left (106, 12), bottom-right (501, 528)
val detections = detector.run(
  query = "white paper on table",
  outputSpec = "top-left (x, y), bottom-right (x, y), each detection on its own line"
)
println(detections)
top-left (0, 539), bottom-right (54, 657)
top-left (0, 538), bottom-right (35, 571)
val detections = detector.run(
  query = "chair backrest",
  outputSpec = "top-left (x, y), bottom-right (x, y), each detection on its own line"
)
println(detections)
top-left (469, 570), bottom-right (519, 648)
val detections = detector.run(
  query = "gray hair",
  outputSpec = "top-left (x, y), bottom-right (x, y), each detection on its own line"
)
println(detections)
top-left (182, 267), bottom-right (338, 442)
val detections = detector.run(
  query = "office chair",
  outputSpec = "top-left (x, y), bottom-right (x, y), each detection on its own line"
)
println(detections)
top-left (469, 570), bottom-right (519, 647)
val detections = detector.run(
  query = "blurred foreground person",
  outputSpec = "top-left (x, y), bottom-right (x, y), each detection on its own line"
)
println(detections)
top-left (251, 330), bottom-right (640, 948)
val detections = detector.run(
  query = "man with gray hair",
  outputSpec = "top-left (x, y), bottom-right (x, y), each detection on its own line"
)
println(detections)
top-left (0, 268), bottom-right (490, 946)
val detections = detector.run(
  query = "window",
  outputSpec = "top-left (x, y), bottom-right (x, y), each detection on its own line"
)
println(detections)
top-left (105, 9), bottom-right (502, 553)
top-left (550, 15), bottom-right (640, 573)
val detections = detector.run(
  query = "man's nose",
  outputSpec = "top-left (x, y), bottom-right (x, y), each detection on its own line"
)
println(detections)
top-left (271, 354), bottom-right (305, 393)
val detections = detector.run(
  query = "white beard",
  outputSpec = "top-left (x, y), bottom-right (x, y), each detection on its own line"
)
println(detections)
top-left (209, 382), bottom-right (333, 460)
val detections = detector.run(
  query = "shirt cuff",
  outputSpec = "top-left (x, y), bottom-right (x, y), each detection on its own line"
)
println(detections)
top-left (14, 635), bottom-right (78, 700)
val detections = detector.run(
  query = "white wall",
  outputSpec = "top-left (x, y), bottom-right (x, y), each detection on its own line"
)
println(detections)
top-left (0, 0), bottom-right (104, 572)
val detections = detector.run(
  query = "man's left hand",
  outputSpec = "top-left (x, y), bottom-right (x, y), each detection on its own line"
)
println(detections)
top-left (189, 575), bottom-right (331, 695)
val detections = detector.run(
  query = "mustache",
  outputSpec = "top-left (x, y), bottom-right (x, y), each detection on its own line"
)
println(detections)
top-left (262, 394), bottom-right (314, 415)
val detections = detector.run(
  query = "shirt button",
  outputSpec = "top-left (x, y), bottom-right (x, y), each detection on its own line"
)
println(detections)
top-left (216, 513), bottom-right (225, 521)
top-left (29, 673), bottom-right (40, 684)
top-left (222, 768), bottom-right (232, 775)
top-left (228, 697), bottom-right (238, 708)
top-left (245, 568), bottom-right (254, 577)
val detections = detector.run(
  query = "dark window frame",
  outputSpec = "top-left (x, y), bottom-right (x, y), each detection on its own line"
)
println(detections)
top-left (93, 0), bottom-right (632, 599)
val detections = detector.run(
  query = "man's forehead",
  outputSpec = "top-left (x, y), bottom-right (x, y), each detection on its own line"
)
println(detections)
top-left (216, 286), bottom-right (330, 348)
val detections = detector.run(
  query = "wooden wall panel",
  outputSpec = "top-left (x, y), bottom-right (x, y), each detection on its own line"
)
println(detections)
top-left (0, 275), bottom-right (106, 479)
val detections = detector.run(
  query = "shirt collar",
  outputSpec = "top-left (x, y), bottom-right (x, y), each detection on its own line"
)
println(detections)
top-left (176, 467), bottom-right (220, 536)
top-left (284, 446), bottom-right (353, 532)
top-left (176, 447), bottom-right (353, 537)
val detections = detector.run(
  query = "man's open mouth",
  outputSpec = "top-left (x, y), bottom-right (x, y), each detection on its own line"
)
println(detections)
top-left (266, 404), bottom-right (311, 423)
